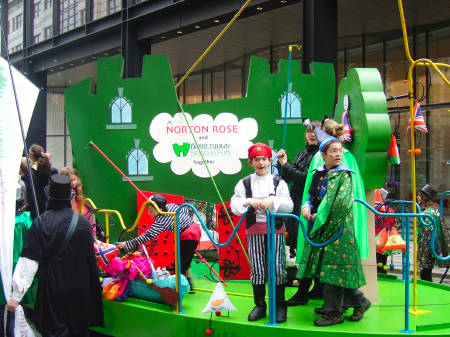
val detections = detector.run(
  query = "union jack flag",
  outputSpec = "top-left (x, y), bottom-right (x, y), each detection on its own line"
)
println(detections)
top-left (341, 110), bottom-right (353, 142)
top-left (407, 102), bottom-right (428, 133)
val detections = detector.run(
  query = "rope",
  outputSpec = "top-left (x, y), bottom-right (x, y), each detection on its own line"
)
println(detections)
top-left (175, 0), bottom-right (252, 89)
top-left (89, 141), bottom-right (147, 200)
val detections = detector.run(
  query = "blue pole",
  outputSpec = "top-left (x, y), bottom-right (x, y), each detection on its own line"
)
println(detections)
top-left (401, 204), bottom-right (406, 282)
top-left (175, 210), bottom-right (184, 314)
top-left (400, 215), bottom-right (413, 333)
top-left (281, 47), bottom-right (293, 150)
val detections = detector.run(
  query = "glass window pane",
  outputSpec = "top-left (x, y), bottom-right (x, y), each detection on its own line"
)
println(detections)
top-left (59, 0), bottom-right (85, 33)
top-left (429, 30), bottom-right (450, 105)
top-left (212, 71), bottom-right (224, 101)
top-left (46, 93), bottom-right (65, 136)
top-left (385, 37), bottom-right (412, 106)
top-left (93, 0), bottom-right (122, 21)
top-left (226, 67), bottom-right (242, 99)
top-left (185, 74), bottom-right (202, 104)
top-left (203, 72), bottom-right (211, 102)
top-left (8, 0), bottom-right (24, 53)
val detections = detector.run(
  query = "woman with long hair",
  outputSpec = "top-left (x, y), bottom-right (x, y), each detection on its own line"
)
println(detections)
top-left (60, 167), bottom-right (84, 213)
top-left (27, 144), bottom-right (58, 219)
top-left (60, 166), bottom-right (97, 238)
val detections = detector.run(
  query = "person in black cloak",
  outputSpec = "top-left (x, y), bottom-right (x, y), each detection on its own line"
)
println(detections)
top-left (7, 174), bottom-right (104, 337)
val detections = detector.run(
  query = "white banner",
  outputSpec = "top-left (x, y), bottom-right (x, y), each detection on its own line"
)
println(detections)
top-left (149, 112), bottom-right (258, 178)
top-left (0, 57), bottom-right (39, 302)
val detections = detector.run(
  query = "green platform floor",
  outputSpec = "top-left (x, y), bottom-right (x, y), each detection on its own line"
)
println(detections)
top-left (93, 261), bottom-right (450, 337)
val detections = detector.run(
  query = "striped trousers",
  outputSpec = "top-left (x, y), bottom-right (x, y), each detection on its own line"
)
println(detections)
top-left (247, 234), bottom-right (286, 285)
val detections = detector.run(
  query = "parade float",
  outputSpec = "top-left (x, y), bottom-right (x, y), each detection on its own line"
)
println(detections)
top-left (1, 0), bottom-right (449, 336)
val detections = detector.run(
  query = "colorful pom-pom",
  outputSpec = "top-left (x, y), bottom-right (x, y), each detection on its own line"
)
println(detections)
top-left (205, 328), bottom-right (212, 335)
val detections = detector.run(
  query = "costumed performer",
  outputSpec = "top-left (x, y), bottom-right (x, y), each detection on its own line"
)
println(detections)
top-left (230, 142), bottom-right (293, 323)
top-left (296, 129), bottom-right (370, 326)
top-left (7, 174), bottom-right (104, 337)
top-left (417, 184), bottom-right (450, 282)
top-left (117, 194), bottom-right (201, 293)
top-left (288, 118), bottom-right (369, 306)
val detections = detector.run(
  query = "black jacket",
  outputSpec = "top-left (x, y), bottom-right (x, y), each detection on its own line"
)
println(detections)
top-left (277, 144), bottom-right (319, 215)
top-left (21, 205), bottom-right (104, 336)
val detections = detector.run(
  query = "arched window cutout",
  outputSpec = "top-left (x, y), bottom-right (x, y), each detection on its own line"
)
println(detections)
top-left (106, 88), bottom-right (137, 130)
top-left (124, 139), bottom-right (153, 182)
top-left (111, 97), bottom-right (132, 123)
top-left (280, 91), bottom-right (301, 118)
top-left (128, 149), bottom-right (148, 175)
top-left (276, 91), bottom-right (303, 125)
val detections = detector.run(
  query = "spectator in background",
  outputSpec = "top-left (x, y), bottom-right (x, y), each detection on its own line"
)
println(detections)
top-left (27, 144), bottom-right (58, 219)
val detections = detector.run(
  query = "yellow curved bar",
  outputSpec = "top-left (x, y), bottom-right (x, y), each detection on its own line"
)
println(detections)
top-left (81, 197), bottom-right (181, 311)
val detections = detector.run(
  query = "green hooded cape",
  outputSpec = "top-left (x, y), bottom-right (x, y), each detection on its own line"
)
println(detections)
top-left (296, 169), bottom-right (366, 289)
top-left (296, 150), bottom-right (369, 261)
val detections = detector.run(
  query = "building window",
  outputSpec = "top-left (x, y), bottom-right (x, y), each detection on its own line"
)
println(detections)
top-left (44, 26), bottom-right (52, 39)
top-left (79, 9), bottom-right (85, 25)
top-left (44, 0), bottom-right (53, 10)
top-left (60, 0), bottom-right (78, 33)
top-left (11, 44), bottom-right (22, 53)
top-left (33, 34), bottom-right (41, 44)
top-left (34, 2), bottom-right (41, 19)
top-left (12, 14), bottom-right (22, 32)
top-left (108, 0), bottom-right (120, 14)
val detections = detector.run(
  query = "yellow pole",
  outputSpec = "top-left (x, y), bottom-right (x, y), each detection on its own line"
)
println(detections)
top-left (397, 0), bottom-right (450, 315)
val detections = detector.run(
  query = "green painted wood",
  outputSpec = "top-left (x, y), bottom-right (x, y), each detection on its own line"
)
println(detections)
top-left (334, 68), bottom-right (390, 189)
top-left (65, 55), bottom-right (388, 241)
top-left (93, 274), bottom-right (450, 337)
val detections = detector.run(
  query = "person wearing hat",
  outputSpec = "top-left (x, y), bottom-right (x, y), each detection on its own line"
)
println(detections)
top-left (7, 174), bottom-right (104, 337)
top-left (116, 194), bottom-right (201, 292)
top-left (276, 124), bottom-right (319, 287)
top-left (287, 119), bottom-right (369, 307)
top-left (295, 129), bottom-right (369, 326)
top-left (417, 184), bottom-right (450, 281)
top-left (230, 142), bottom-right (294, 323)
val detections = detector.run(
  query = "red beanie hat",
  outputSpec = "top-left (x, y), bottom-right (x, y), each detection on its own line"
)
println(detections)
top-left (248, 143), bottom-right (272, 159)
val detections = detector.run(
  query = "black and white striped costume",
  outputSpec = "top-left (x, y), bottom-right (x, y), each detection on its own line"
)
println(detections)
top-left (231, 173), bottom-right (293, 285)
top-left (248, 234), bottom-right (286, 285)
top-left (125, 203), bottom-right (193, 251)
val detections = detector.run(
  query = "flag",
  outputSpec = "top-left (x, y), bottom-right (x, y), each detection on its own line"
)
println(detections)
top-left (0, 57), bottom-right (39, 305)
top-left (407, 101), bottom-right (428, 133)
top-left (341, 110), bottom-right (353, 142)
top-left (94, 240), bottom-right (120, 269)
top-left (387, 134), bottom-right (400, 165)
